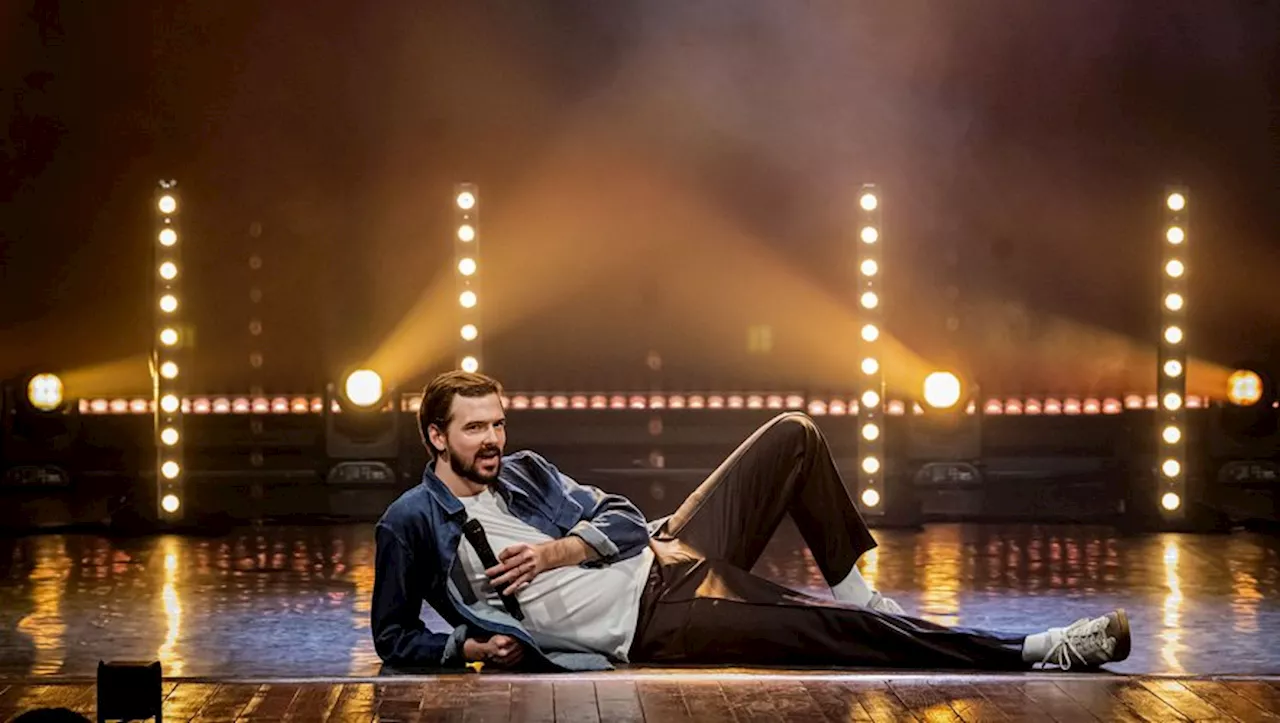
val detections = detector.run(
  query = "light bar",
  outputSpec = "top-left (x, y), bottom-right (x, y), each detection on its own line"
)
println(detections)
top-left (856, 183), bottom-right (884, 514)
top-left (455, 183), bottom-right (482, 373)
top-left (1159, 186), bottom-right (1189, 516)
top-left (154, 180), bottom-right (185, 521)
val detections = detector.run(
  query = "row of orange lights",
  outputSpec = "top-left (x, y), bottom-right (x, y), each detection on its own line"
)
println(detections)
top-left (78, 393), bottom-right (1213, 416)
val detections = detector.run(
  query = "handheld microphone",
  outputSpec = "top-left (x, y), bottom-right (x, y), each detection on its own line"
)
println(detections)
top-left (462, 518), bottom-right (525, 620)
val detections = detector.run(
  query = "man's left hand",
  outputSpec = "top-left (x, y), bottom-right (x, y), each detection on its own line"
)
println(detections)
top-left (488, 543), bottom-right (549, 596)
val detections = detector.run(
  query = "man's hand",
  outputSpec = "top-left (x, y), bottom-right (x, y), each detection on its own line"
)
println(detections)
top-left (487, 543), bottom-right (549, 596)
top-left (463, 635), bottom-right (524, 668)
top-left (487, 538), bottom-right (598, 596)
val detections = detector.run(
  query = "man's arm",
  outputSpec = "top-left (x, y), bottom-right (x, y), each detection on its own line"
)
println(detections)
top-left (370, 524), bottom-right (469, 668)
top-left (556, 470), bottom-right (650, 566)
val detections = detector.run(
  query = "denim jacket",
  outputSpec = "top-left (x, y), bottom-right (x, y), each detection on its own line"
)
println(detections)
top-left (371, 450), bottom-right (658, 671)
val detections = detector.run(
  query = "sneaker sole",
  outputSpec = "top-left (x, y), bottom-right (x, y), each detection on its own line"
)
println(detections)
top-left (1109, 608), bottom-right (1131, 662)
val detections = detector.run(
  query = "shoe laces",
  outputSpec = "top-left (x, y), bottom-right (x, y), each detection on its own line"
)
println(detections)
top-left (1042, 616), bottom-right (1115, 670)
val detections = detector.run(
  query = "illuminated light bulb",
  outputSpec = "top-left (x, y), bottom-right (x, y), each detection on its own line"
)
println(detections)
top-left (1166, 226), bottom-right (1184, 244)
top-left (461, 356), bottom-right (479, 373)
top-left (1161, 492), bottom-right (1181, 511)
top-left (460, 324), bottom-right (478, 341)
top-left (159, 295), bottom-right (178, 313)
top-left (458, 258), bottom-right (477, 276)
top-left (1164, 326), bottom-right (1183, 344)
top-left (159, 228), bottom-right (177, 246)
top-left (860, 259), bottom-right (878, 276)
top-left (1162, 426), bottom-right (1181, 444)
top-left (161, 494), bottom-right (181, 513)
top-left (1164, 293), bottom-right (1183, 311)
top-left (160, 328), bottom-right (179, 346)
top-left (459, 290), bottom-right (477, 308)
top-left (1166, 192), bottom-right (1185, 211)
top-left (158, 195), bottom-right (177, 214)
top-left (860, 291), bottom-right (879, 309)
top-left (161, 427), bottom-right (180, 446)
top-left (160, 394), bottom-right (180, 413)
top-left (861, 390), bottom-right (880, 409)
top-left (861, 456), bottom-right (881, 474)
top-left (1163, 392), bottom-right (1182, 411)
top-left (161, 461), bottom-right (181, 480)
top-left (1161, 459), bottom-right (1181, 478)
top-left (1165, 259), bottom-right (1184, 278)
top-left (457, 192), bottom-right (476, 210)
top-left (860, 193), bottom-right (878, 211)
top-left (861, 324), bottom-right (879, 342)
top-left (160, 362), bottom-right (178, 379)
top-left (860, 226), bottom-right (879, 244)
top-left (861, 423), bottom-right (880, 441)
top-left (861, 488), bottom-right (881, 507)
top-left (861, 358), bottom-right (879, 375)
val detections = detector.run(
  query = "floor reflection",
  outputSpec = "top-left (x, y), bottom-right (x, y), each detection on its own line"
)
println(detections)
top-left (0, 522), bottom-right (1278, 677)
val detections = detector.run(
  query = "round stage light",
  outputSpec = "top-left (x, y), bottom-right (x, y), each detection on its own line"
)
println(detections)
top-left (1162, 426), bottom-right (1181, 444)
top-left (1162, 459), bottom-right (1181, 478)
top-left (159, 294), bottom-right (178, 313)
top-left (1165, 260), bottom-right (1184, 278)
top-left (861, 423), bottom-right (880, 441)
top-left (344, 369), bottom-right (384, 408)
top-left (457, 224), bottom-right (476, 242)
top-left (160, 328), bottom-right (179, 346)
top-left (1166, 193), bottom-right (1185, 212)
top-left (456, 191), bottom-right (476, 210)
top-left (860, 488), bottom-right (881, 508)
top-left (860, 259), bottom-right (878, 276)
top-left (161, 494), bottom-right (181, 513)
top-left (860, 291), bottom-right (879, 309)
top-left (158, 195), bottom-right (177, 214)
top-left (1163, 360), bottom-right (1183, 378)
top-left (161, 427), bottom-right (180, 446)
top-left (1164, 293), bottom-right (1184, 311)
top-left (859, 193), bottom-right (878, 211)
top-left (458, 258), bottom-right (477, 276)
top-left (1166, 226), bottom-right (1185, 245)
top-left (1161, 492), bottom-right (1181, 511)
top-left (861, 390), bottom-right (880, 409)
top-left (1164, 326), bottom-right (1183, 344)
top-left (160, 394), bottom-right (180, 413)
top-left (160, 361), bottom-right (179, 379)
top-left (860, 226), bottom-right (879, 244)
top-left (161, 461), bottom-right (181, 480)
top-left (861, 456), bottom-right (881, 474)
top-left (861, 324), bottom-right (879, 342)
top-left (459, 290), bottom-right (477, 308)
top-left (460, 324), bottom-right (478, 341)
top-left (461, 356), bottom-right (479, 373)
top-left (1227, 370), bottom-right (1263, 406)
top-left (861, 358), bottom-right (879, 375)
top-left (1163, 392), bottom-right (1182, 411)
top-left (159, 228), bottom-right (177, 246)
top-left (923, 372), bottom-right (962, 410)
top-left (159, 261), bottom-right (178, 280)
top-left (27, 373), bottom-right (64, 411)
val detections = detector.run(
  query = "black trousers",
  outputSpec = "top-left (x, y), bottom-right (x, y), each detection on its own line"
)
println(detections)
top-left (628, 412), bottom-right (1028, 669)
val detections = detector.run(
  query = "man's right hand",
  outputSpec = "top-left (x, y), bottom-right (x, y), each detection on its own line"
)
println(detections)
top-left (463, 635), bottom-right (524, 668)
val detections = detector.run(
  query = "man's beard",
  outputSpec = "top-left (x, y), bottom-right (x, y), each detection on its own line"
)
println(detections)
top-left (446, 440), bottom-right (502, 484)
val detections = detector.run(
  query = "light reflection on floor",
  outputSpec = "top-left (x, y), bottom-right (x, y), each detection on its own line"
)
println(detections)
top-left (1, 522), bottom-right (1277, 678)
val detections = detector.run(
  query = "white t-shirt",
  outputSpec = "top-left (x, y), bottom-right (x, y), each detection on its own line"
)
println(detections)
top-left (456, 487), bottom-right (655, 661)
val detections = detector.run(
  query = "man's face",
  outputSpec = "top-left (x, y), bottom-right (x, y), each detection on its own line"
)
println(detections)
top-left (430, 393), bottom-right (506, 484)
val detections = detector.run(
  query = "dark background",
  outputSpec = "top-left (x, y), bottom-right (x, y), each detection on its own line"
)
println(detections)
top-left (2, 0), bottom-right (1277, 396)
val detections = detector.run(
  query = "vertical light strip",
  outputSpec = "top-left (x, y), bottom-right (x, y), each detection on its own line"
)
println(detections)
top-left (856, 184), bottom-right (885, 513)
top-left (154, 181), bottom-right (185, 520)
top-left (455, 183), bottom-right (481, 373)
top-left (1158, 187), bottom-right (1189, 515)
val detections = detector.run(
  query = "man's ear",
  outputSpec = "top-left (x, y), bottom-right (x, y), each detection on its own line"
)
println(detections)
top-left (427, 423), bottom-right (446, 457)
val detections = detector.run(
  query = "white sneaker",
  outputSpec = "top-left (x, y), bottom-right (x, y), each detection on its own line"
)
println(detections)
top-left (868, 591), bottom-right (905, 615)
top-left (1041, 609), bottom-right (1131, 670)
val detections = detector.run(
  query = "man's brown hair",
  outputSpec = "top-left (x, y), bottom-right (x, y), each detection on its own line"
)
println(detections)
top-left (417, 371), bottom-right (504, 458)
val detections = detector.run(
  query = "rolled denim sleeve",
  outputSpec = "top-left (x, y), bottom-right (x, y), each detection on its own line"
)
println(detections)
top-left (558, 473), bottom-right (650, 566)
top-left (371, 524), bottom-right (465, 668)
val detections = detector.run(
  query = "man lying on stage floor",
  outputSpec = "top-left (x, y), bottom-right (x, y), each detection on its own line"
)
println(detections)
top-left (372, 371), bottom-right (1131, 672)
